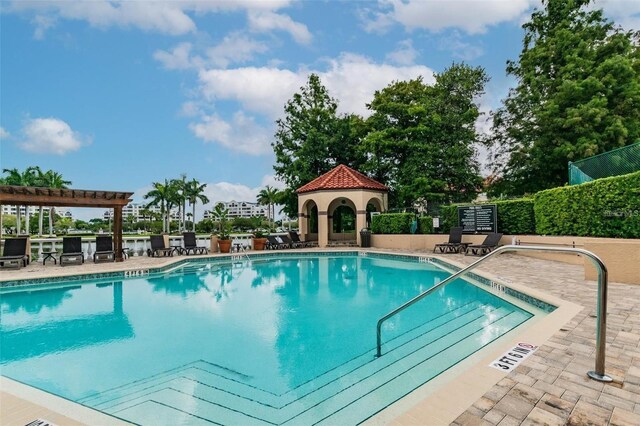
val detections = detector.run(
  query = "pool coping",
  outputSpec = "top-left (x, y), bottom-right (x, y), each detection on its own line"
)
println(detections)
top-left (0, 248), bottom-right (582, 425)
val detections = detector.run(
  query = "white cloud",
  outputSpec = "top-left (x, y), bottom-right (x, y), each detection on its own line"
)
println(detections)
top-left (19, 117), bottom-right (90, 155)
top-left (189, 111), bottom-right (272, 155)
top-left (438, 32), bottom-right (484, 61)
top-left (247, 10), bottom-right (312, 44)
top-left (201, 175), bottom-right (285, 217)
top-left (8, 0), bottom-right (294, 37)
top-left (386, 39), bottom-right (419, 65)
top-left (154, 42), bottom-right (203, 70)
top-left (197, 53), bottom-right (435, 119)
top-left (206, 32), bottom-right (269, 68)
top-left (0, 127), bottom-right (10, 139)
top-left (595, 0), bottom-right (640, 30)
top-left (363, 0), bottom-right (536, 34)
top-left (179, 101), bottom-right (202, 117)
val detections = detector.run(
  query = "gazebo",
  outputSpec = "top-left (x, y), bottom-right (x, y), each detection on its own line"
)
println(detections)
top-left (0, 185), bottom-right (133, 262)
top-left (297, 165), bottom-right (388, 247)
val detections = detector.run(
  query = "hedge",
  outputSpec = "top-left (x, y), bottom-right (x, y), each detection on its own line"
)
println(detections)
top-left (418, 216), bottom-right (434, 234)
top-left (437, 199), bottom-right (535, 235)
top-left (371, 213), bottom-right (413, 234)
top-left (534, 171), bottom-right (640, 238)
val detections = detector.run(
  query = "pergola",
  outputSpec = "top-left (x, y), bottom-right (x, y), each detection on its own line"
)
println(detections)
top-left (0, 185), bottom-right (133, 262)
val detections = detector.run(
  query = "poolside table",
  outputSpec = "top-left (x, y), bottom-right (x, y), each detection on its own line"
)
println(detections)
top-left (42, 251), bottom-right (58, 265)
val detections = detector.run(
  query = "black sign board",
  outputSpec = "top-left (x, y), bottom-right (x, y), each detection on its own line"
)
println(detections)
top-left (457, 205), bottom-right (497, 233)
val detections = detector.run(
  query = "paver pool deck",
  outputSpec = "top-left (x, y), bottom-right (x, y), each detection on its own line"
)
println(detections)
top-left (1, 249), bottom-right (639, 425)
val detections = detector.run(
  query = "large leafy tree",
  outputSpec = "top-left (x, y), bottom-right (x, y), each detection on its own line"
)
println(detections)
top-left (488, 0), bottom-right (640, 195)
top-left (362, 64), bottom-right (487, 207)
top-left (272, 74), bottom-right (366, 216)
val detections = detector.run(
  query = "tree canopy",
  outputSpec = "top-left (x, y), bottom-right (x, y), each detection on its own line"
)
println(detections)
top-left (488, 0), bottom-right (640, 196)
top-left (272, 74), bottom-right (366, 216)
top-left (362, 64), bottom-right (487, 207)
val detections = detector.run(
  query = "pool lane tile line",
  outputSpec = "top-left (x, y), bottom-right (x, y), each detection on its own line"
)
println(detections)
top-left (116, 399), bottom-right (224, 426)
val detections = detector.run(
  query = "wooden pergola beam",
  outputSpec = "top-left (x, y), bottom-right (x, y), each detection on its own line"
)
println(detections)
top-left (0, 185), bottom-right (134, 262)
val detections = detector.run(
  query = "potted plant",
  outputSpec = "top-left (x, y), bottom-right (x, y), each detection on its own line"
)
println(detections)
top-left (211, 203), bottom-right (232, 253)
top-left (252, 228), bottom-right (267, 251)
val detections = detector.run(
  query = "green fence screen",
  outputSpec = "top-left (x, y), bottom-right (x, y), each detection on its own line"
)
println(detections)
top-left (568, 142), bottom-right (640, 185)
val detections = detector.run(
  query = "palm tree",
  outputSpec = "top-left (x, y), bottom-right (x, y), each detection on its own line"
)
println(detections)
top-left (144, 180), bottom-right (172, 233)
top-left (2, 167), bottom-right (39, 234)
top-left (39, 170), bottom-right (72, 235)
top-left (184, 179), bottom-right (209, 232)
top-left (177, 174), bottom-right (188, 232)
top-left (257, 186), bottom-right (280, 230)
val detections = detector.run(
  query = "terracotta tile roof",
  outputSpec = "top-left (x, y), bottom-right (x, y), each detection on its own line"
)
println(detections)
top-left (296, 164), bottom-right (388, 193)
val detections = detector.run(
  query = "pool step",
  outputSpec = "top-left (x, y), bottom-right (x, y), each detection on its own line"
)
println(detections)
top-left (80, 301), bottom-right (482, 408)
top-left (80, 305), bottom-right (530, 425)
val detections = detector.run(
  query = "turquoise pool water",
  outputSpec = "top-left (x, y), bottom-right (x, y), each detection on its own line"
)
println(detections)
top-left (1, 254), bottom-right (535, 425)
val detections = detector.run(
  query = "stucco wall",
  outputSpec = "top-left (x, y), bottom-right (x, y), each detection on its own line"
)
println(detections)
top-left (370, 234), bottom-right (640, 284)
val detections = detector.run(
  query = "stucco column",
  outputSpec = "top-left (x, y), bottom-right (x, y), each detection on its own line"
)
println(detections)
top-left (356, 210), bottom-right (367, 246)
top-left (318, 210), bottom-right (329, 248)
top-left (298, 212), bottom-right (307, 240)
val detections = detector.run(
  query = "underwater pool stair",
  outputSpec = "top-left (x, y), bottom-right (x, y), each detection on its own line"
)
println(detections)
top-left (77, 302), bottom-right (530, 425)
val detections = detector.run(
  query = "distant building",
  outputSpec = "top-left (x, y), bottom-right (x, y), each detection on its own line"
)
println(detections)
top-left (1, 205), bottom-right (72, 219)
top-left (204, 201), bottom-right (267, 220)
top-left (103, 203), bottom-right (179, 222)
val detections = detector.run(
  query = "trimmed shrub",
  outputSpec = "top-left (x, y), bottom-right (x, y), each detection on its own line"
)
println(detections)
top-left (417, 216), bottom-right (434, 234)
top-left (534, 171), bottom-right (640, 238)
top-left (495, 199), bottom-right (535, 234)
top-left (437, 205), bottom-right (459, 234)
top-left (371, 213), bottom-right (414, 234)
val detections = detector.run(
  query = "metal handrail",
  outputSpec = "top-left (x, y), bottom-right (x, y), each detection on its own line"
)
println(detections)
top-left (375, 245), bottom-right (612, 383)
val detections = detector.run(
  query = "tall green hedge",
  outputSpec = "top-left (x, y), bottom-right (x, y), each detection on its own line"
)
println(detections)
top-left (534, 171), bottom-right (640, 238)
top-left (437, 199), bottom-right (535, 235)
top-left (371, 213), bottom-right (414, 234)
top-left (417, 216), bottom-right (434, 234)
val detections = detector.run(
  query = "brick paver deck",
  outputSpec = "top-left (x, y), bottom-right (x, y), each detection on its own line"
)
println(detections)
top-left (444, 253), bottom-right (640, 426)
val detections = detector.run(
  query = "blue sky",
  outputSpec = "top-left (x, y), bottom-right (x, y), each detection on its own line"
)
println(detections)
top-left (1, 0), bottom-right (638, 220)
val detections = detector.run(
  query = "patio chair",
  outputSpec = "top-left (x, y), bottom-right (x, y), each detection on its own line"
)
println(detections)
top-left (464, 233), bottom-right (503, 256)
top-left (0, 238), bottom-right (29, 269)
top-left (266, 235), bottom-right (286, 250)
top-left (147, 235), bottom-right (173, 257)
top-left (93, 236), bottom-right (115, 263)
top-left (183, 232), bottom-right (208, 255)
top-left (277, 235), bottom-right (293, 249)
top-left (433, 227), bottom-right (468, 253)
top-left (289, 231), bottom-right (312, 248)
top-left (60, 237), bottom-right (85, 266)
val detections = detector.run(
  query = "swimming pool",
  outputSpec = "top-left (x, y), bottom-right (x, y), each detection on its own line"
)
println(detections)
top-left (0, 253), bottom-right (546, 425)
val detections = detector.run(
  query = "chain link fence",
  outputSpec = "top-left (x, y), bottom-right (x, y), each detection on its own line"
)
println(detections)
top-left (569, 142), bottom-right (640, 185)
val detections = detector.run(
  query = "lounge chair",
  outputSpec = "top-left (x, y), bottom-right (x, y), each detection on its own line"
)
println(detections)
top-left (464, 233), bottom-right (503, 256)
top-left (60, 237), bottom-right (85, 266)
top-left (0, 238), bottom-right (29, 269)
top-left (93, 236), bottom-right (115, 263)
top-left (289, 231), bottom-right (312, 248)
top-left (147, 235), bottom-right (173, 257)
top-left (433, 227), bottom-right (468, 253)
top-left (183, 232), bottom-right (208, 255)
top-left (266, 235), bottom-right (287, 250)
top-left (278, 235), bottom-right (294, 249)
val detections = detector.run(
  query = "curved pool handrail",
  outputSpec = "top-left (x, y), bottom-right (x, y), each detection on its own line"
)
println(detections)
top-left (375, 245), bottom-right (612, 383)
